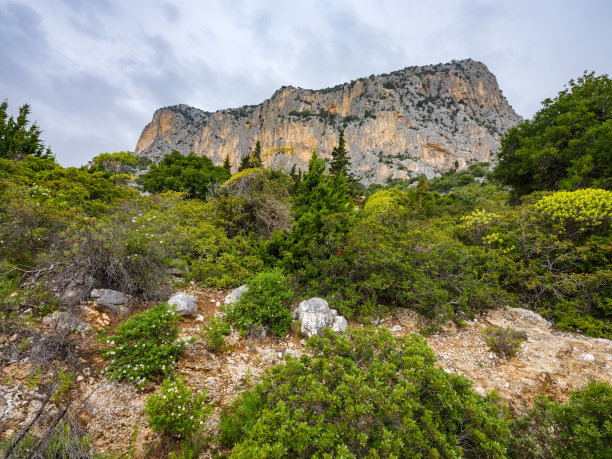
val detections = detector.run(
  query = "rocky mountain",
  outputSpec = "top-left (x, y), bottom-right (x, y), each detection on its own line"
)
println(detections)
top-left (134, 59), bottom-right (521, 184)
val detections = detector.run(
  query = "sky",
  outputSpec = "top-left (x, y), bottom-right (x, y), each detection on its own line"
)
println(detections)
top-left (1, 0), bottom-right (611, 167)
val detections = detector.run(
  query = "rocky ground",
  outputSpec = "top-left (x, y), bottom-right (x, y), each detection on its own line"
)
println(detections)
top-left (1, 286), bottom-right (611, 456)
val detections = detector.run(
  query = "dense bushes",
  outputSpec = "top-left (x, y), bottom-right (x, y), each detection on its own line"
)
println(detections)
top-left (141, 150), bottom-right (230, 199)
top-left (145, 376), bottom-right (211, 438)
top-left (219, 328), bottom-right (510, 457)
top-left (224, 270), bottom-right (294, 336)
top-left (494, 72), bottom-right (612, 201)
top-left (102, 302), bottom-right (185, 388)
top-left (509, 381), bottom-right (612, 458)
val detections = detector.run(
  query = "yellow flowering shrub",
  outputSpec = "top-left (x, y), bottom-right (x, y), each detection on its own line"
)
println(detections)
top-left (461, 208), bottom-right (500, 243)
top-left (534, 189), bottom-right (612, 233)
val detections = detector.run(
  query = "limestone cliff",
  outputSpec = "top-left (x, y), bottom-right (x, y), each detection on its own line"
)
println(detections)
top-left (134, 59), bottom-right (521, 184)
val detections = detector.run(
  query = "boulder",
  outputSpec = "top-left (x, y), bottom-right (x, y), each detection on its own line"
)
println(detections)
top-left (90, 289), bottom-right (130, 314)
top-left (168, 292), bottom-right (198, 317)
top-left (298, 298), bottom-right (347, 338)
top-left (43, 311), bottom-right (92, 333)
top-left (224, 285), bottom-right (248, 305)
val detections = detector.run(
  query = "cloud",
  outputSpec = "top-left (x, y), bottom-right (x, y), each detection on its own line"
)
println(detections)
top-left (1, 0), bottom-right (611, 166)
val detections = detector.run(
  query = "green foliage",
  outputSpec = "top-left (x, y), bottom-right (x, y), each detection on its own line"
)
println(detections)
top-left (482, 326), bottom-right (527, 358)
top-left (0, 100), bottom-right (53, 160)
top-left (203, 316), bottom-right (231, 352)
top-left (270, 151), bottom-right (352, 275)
top-left (329, 128), bottom-right (352, 181)
top-left (145, 376), bottom-right (212, 438)
top-left (222, 155), bottom-right (231, 172)
top-left (509, 381), bottom-right (612, 458)
top-left (220, 327), bottom-right (510, 457)
top-left (534, 188), bottom-right (612, 236)
top-left (224, 270), bottom-right (293, 336)
top-left (52, 369), bottom-right (75, 405)
top-left (215, 168), bottom-right (292, 239)
top-left (102, 302), bottom-right (185, 388)
top-left (141, 150), bottom-right (230, 199)
top-left (494, 72), bottom-right (612, 201)
top-left (250, 140), bottom-right (262, 168)
top-left (90, 151), bottom-right (138, 173)
top-left (238, 153), bottom-right (251, 172)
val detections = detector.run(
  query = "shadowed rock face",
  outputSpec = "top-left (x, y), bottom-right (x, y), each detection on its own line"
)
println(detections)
top-left (134, 59), bottom-right (521, 185)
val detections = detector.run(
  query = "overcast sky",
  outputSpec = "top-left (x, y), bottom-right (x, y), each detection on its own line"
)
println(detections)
top-left (1, 0), bottom-right (611, 166)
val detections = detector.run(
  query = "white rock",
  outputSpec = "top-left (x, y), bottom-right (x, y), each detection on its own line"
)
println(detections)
top-left (489, 352), bottom-right (495, 359)
top-left (168, 292), bottom-right (198, 317)
top-left (332, 316), bottom-right (348, 334)
top-left (580, 353), bottom-right (595, 362)
top-left (390, 325), bottom-right (403, 332)
top-left (299, 298), bottom-right (347, 338)
top-left (195, 314), bottom-right (205, 322)
top-left (224, 285), bottom-right (248, 305)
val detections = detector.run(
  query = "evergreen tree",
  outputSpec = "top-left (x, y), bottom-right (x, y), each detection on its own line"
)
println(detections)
top-left (223, 155), bottom-right (231, 173)
top-left (0, 100), bottom-right (53, 160)
top-left (238, 153), bottom-right (251, 172)
top-left (282, 151), bottom-right (351, 271)
top-left (249, 141), bottom-right (262, 168)
top-left (330, 128), bottom-right (352, 181)
top-left (289, 163), bottom-right (302, 194)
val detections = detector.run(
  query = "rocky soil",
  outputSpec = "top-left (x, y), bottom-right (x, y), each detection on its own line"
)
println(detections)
top-left (1, 286), bottom-right (610, 456)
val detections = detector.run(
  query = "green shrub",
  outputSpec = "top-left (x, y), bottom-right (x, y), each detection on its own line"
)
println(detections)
top-left (224, 270), bottom-right (293, 336)
top-left (482, 326), bottom-right (527, 358)
top-left (102, 302), bottom-right (185, 388)
top-left (203, 316), bottom-right (231, 352)
top-left (141, 150), bottom-right (230, 199)
top-left (509, 381), bottom-right (612, 458)
top-left (214, 168), bottom-right (292, 239)
top-left (219, 327), bottom-right (510, 457)
top-left (534, 188), bottom-right (612, 237)
top-left (145, 376), bottom-right (212, 438)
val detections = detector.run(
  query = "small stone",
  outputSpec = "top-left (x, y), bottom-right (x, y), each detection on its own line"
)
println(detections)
top-left (300, 339), bottom-right (306, 346)
top-left (489, 352), bottom-right (495, 359)
top-left (505, 382), bottom-right (509, 388)
top-left (580, 353), bottom-right (595, 362)
top-left (77, 375), bottom-right (84, 382)
top-left (390, 325), bottom-right (403, 332)
top-left (195, 314), bottom-right (205, 322)
top-left (277, 352), bottom-right (283, 359)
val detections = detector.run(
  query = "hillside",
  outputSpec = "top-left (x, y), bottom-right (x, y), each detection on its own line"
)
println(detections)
top-left (134, 59), bottom-right (521, 184)
top-left (1, 71), bottom-right (611, 458)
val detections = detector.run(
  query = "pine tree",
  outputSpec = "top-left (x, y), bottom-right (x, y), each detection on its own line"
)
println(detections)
top-left (0, 100), bottom-right (53, 160)
top-left (285, 151), bottom-right (351, 271)
top-left (223, 155), bottom-right (231, 173)
top-left (249, 141), bottom-right (262, 168)
top-left (330, 129), bottom-right (352, 181)
top-left (238, 153), bottom-right (251, 172)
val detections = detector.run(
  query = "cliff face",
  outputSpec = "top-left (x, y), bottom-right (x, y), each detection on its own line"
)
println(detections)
top-left (134, 59), bottom-right (521, 184)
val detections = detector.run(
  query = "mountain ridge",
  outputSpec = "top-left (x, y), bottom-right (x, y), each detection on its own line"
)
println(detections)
top-left (134, 58), bottom-right (522, 184)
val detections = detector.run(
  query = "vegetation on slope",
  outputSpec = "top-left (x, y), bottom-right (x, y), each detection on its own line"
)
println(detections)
top-left (1, 72), bottom-right (611, 456)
